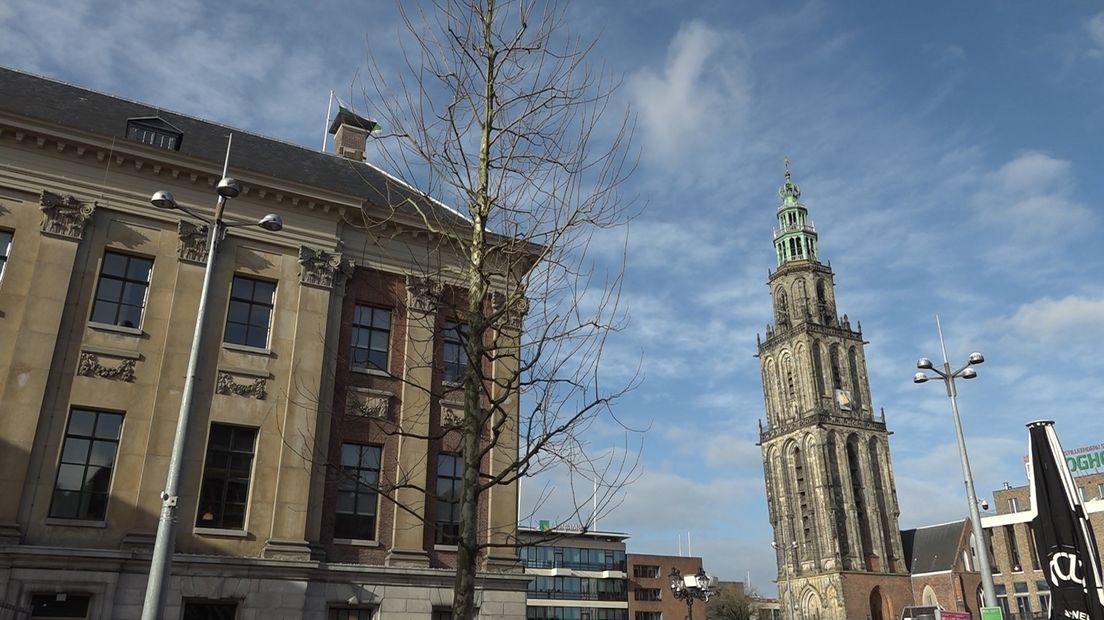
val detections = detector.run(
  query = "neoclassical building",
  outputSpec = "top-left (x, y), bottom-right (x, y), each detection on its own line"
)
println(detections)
top-left (0, 67), bottom-right (526, 619)
top-left (757, 165), bottom-right (912, 620)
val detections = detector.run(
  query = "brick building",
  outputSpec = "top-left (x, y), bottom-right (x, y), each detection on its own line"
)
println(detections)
top-left (625, 554), bottom-right (706, 620)
top-left (900, 521), bottom-right (983, 617)
top-left (981, 472), bottom-right (1104, 619)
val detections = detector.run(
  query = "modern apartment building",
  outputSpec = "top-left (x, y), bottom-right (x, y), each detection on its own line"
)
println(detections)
top-left (0, 66), bottom-right (526, 619)
top-left (518, 526), bottom-right (630, 620)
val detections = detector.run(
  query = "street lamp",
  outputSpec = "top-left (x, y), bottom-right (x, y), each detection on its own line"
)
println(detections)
top-left (771, 540), bottom-right (799, 620)
top-left (913, 315), bottom-right (998, 613)
top-left (669, 566), bottom-right (713, 620)
top-left (141, 135), bottom-right (282, 620)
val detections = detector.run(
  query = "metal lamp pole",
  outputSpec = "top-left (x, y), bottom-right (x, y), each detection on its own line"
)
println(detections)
top-left (772, 540), bottom-right (800, 620)
top-left (913, 315), bottom-right (998, 612)
top-left (140, 136), bottom-right (282, 619)
top-left (669, 566), bottom-right (714, 620)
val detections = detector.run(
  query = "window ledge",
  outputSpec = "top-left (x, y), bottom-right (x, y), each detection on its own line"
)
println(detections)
top-left (88, 322), bottom-right (144, 337)
top-left (221, 343), bottom-right (273, 356)
top-left (194, 527), bottom-right (250, 538)
top-left (44, 517), bottom-right (107, 528)
top-left (434, 544), bottom-right (459, 552)
top-left (333, 538), bottom-right (380, 547)
top-left (350, 366), bottom-right (391, 378)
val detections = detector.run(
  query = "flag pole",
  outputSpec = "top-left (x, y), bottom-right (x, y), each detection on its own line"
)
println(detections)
top-left (321, 90), bottom-right (334, 152)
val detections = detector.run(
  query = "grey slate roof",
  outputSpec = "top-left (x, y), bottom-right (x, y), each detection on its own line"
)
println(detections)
top-left (901, 520), bottom-right (967, 574)
top-left (0, 66), bottom-right (460, 224)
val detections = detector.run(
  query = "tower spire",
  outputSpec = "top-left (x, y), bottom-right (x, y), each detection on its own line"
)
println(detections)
top-left (773, 159), bottom-right (818, 266)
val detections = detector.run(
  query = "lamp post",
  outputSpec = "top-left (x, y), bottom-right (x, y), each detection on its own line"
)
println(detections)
top-left (140, 135), bottom-right (282, 620)
top-left (669, 566), bottom-right (713, 620)
top-left (771, 540), bottom-right (799, 620)
top-left (912, 315), bottom-right (998, 613)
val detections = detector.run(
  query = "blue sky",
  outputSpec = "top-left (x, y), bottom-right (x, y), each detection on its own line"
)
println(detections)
top-left (5, 0), bottom-right (1104, 595)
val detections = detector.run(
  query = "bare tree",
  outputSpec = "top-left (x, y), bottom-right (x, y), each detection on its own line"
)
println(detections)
top-left (350, 0), bottom-right (641, 617)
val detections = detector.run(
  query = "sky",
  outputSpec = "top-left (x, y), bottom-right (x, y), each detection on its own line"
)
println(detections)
top-left (5, 0), bottom-right (1104, 597)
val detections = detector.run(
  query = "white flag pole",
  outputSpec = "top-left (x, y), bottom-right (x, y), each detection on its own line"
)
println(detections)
top-left (321, 90), bottom-right (334, 152)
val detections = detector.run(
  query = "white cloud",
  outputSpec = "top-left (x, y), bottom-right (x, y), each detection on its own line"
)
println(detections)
top-left (628, 20), bottom-right (752, 160)
top-left (1087, 12), bottom-right (1104, 58)
top-left (972, 151), bottom-right (1092, 246)
top-left (1004, 295), bottom-right (1104, 342)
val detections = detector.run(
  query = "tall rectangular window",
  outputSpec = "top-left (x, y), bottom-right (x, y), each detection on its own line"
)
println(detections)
top-left (442, 320), bottom-right (469, 383)
top-left (90, 251), bottom-right (153, 328)
top-left (1005, 524), bottom-right (1022, 571)
top-left (1008, 497), bottom-right (1019, 512)
top-left (350, 305), bottom-right (391, 371)
top-left (224, 275), bottom-right (276, 348)
top-left (435, 452), bottom-right (463, 545)
top-left (50, 408), bottom-right (123, 521)
top-left (0, 229), bottom-right (12, 283)
top-left (196, 424), bottom-right (257, 530)
top-left (335, 443), bottom-right (382, 540)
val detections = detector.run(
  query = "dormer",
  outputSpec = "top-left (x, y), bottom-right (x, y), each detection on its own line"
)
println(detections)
top-left (126, 116), bottom-right (183, 151)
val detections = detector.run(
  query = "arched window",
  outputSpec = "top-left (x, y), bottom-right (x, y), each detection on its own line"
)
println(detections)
top-left (812, 341), bottom-right (826, 399)
top-left (776, 289), bottom-right (789, 325)
top-left (868, 438), bottom-right (897, 571)
top-left (848, 347), bottom-right (864, 412)
top-left (829, 345), bottom-right (842, 390)
top-left (847, 435), bottom-right (874, 568)
top-left (826, 433), bottom-right (851, 562)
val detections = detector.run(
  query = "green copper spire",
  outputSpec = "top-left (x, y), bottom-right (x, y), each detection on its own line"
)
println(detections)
top-left (773, 158), bottom-right (819, 266)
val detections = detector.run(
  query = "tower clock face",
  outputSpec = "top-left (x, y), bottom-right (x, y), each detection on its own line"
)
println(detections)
top-left (835, 388), bottom-right (852, 411)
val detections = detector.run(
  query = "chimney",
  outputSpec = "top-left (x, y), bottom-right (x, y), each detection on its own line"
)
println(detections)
top-left (328, 105), bottom-right (377, 161)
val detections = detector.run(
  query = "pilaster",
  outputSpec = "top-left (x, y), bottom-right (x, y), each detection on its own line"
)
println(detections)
top-left (386, 275), bottom-right (437, 568)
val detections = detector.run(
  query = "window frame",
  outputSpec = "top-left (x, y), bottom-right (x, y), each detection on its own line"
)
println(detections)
top-left (49, 408), bottom-right (124, 522)
top-left (181, 599), bottom-right (239, 620)
top-left (89, 250), bottom-right (153, 329)
top-left (223, 275), bottom-right (276, 349)
top-left (441, 320), bottom-right (469, 384)
top-left (329, 607), bottom-right (375, 620)
top-left (195, 423), bottom-right (257, 531)
top-left (350, 304), bottom-right (392, 372)
top-left (334, 443), bottom-right (383, 542)
top-left (435, 452), bottom-right (463, 545)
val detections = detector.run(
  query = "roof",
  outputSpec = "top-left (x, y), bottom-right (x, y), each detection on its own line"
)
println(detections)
top-left (901, 520), bottom-right (967, 574)
top-left (0, 66), bottom-right (460, 226)
top-left (517, 526), bottom-right (631, 542)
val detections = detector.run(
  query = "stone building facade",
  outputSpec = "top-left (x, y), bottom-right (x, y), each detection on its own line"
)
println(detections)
top-left (0, 67), bottom-right (526, 619)
top-left (757, 164), bottom-right (912, 620)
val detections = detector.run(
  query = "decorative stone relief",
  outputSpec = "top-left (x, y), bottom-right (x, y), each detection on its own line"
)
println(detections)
top-left (77, 352), bottom-right (136, 382)
top-left (40, 190), bottom-right (95, 239)
top-left (346, 388), bottom-right (390, 419)
top-left (490, 290), bottom-right (529, 329)
top-left (298, 246), bottom-right (351, 288)
top-left (216, 371), bottom-right (266, 399)
top-left (405, 275), bottom-right (439, 312)
top-left (441, 402), bottom-right (464, 429)
top-left (178, 220), bottom-right (210, 263)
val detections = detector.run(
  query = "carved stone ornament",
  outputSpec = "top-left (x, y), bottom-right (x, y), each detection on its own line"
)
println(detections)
top-left (77, 352), bottom-right (136, 382)
top-left (40, 190), bottom-right (96, 239)
top-left (490, 290), bottom-right (529, 329)
top-left (177, 221), bottom-right (210, 263)
top-left (298, 246), bottom-right (350, 288)
top-left (216, 371), bottom-right (266, 399)
top-left (405, 275), bottom-right (439, 312)
top-left (346, 390), bottom-right (390, 418)
top-left (441, 403), bottom-right (464, 429)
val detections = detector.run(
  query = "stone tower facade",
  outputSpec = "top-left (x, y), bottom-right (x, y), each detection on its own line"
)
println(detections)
top-left (758, 164), bottom-right (913, 620)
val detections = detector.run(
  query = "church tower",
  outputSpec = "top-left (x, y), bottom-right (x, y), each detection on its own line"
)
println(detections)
top-left (757, 162), bottom-right (912, 620)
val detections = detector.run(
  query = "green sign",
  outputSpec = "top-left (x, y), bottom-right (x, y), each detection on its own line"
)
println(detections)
top-left (1067, 449), bottom-right (1104, 472)
top-left (980, 607), bottom-right (1003, 620)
